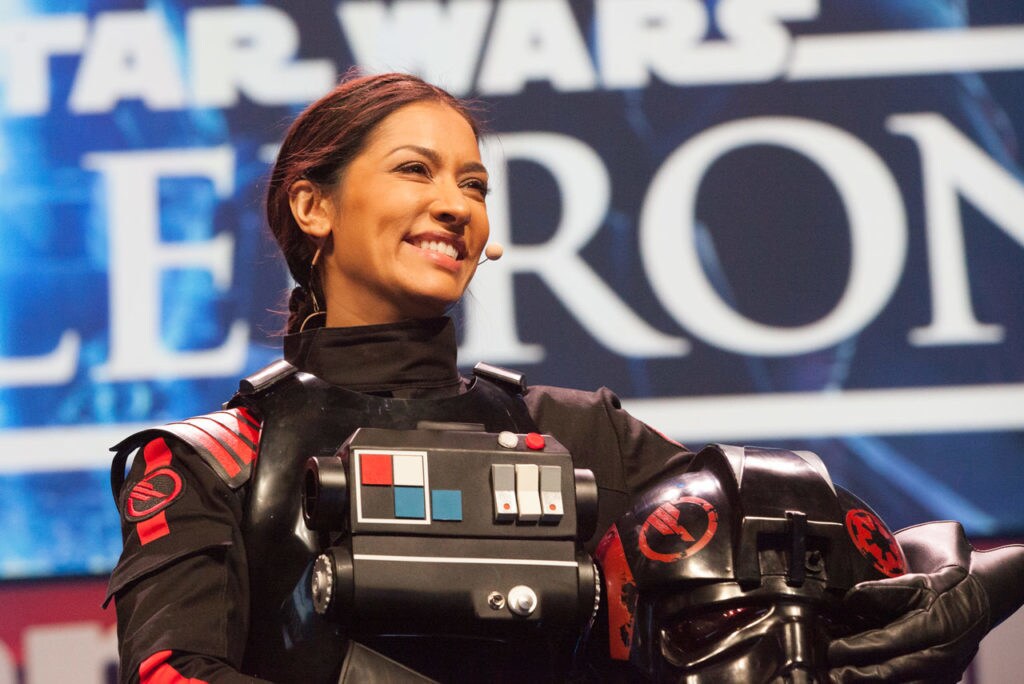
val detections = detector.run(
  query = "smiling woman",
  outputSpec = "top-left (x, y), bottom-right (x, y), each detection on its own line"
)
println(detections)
top-left (288, 101), bottom-right (490, 327)
top-left (104, 72), bottom-right (1022, 684)
top-left (264, 73), bottom-right (489, 331)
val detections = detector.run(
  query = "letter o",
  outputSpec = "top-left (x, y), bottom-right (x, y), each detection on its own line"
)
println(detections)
top-left (640, 116), bottom-right (907, 356)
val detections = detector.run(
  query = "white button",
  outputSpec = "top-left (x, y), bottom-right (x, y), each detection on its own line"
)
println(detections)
top-left (507, 585), bottom-right (538, 616)
top-left (497, 431), bottom-right (518, 449)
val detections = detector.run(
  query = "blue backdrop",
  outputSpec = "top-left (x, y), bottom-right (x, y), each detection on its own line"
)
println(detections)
top-left (1, 0), bottom-right (1022, 579)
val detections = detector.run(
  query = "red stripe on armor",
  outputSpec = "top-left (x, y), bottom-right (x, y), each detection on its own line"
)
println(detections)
top-left (222, 409), bottom-right (261, 455)
top-left (174, 423), bottom-right (241, 478)
top-left (193, 413), bottom-right (258, 465)
top-left (139, 650), bottom-right (207, 683)
top-left (138, 511), bottom-right (169, 545)
top-left (143, 439), bottom-right (173, 471)
top-left (235, 406), bottom-right (259, 430)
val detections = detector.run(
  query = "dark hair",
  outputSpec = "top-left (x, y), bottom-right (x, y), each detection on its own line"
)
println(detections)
top-left (266, 71), bottom-right (482, 333)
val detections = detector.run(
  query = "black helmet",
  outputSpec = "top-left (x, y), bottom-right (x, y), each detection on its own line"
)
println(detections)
top-left (595, 444), bottom-right (906, 683)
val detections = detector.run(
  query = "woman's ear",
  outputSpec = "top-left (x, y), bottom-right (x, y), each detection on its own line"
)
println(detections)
top-left (289, 179), bottom-right (334, 239)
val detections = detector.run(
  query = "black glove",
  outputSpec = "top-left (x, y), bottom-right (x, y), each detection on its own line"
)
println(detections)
top-left (337, 641), bottom-right (438, 683)
top-left (828, 520), bottom-right (1024, 683)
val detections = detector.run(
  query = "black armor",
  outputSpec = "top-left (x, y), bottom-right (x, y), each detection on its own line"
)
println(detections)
top-left (120, 358), bottom-right (549, 681)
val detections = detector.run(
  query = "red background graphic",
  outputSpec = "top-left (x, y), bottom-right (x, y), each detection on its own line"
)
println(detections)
top-left (0, 577), bottom-right (115, 678)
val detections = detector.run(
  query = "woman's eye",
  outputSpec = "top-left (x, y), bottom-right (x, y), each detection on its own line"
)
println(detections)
top-left (462, 178), bottom-right (490, 196)
top-left (399, 162), bottom-right (430, 176)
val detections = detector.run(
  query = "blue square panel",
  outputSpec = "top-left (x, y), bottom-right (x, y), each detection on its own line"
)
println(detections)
top-left (431, 490), bottom-right (462, 521)
top-left (394, 486), bottom-right (426, 519)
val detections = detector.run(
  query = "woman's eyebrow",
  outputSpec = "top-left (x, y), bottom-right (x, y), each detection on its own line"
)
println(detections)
top-left (461, 160), bottom-right (489, 176)
top-left (389, 144), bottom-right (440, 164)
top-left (389, 145), bottom-right (488, 175)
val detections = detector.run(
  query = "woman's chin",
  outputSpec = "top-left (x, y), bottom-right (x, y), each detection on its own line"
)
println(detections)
top-left (399, 272), bottom-right (470, 310)
top-left (391, 288), bottom-right (462, 321)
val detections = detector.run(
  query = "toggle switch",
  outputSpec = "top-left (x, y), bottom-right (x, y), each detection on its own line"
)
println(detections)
top-left (515, 464), bottom-right (542, 522)
top-left (491, 464), bottom-right (517, 522)
top-left (539, 465), bottom-right (564, 522)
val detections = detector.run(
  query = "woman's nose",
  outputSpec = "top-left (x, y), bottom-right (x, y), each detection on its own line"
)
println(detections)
top-left (431, 180), bottom-right (471, 229)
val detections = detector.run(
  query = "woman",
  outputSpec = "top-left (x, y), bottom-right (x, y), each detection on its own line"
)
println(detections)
top-left (107, 72), bottom-right (1018, 683)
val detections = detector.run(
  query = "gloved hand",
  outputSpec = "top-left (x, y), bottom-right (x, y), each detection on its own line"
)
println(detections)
top-left (828, 520), bottom-right (1024, 683)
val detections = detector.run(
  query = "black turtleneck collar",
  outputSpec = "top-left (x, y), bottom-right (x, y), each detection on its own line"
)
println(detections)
top-left (283, 317), bottom-right (462, 394)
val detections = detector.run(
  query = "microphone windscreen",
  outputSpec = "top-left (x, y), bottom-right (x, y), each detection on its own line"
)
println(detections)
top-left (483, 243), bottom-right (504, 261)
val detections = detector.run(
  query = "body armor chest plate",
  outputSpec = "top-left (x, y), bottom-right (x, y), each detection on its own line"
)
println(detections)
top-left (235, 370), bottom-right (537, 681)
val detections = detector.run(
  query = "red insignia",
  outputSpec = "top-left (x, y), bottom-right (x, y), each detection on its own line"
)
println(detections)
top-left (638, 496), bottom-right (718, 563)
top-left (125, 466), bottom-right (184, 522)
top-left (845, 508), bottom-right (906, 578)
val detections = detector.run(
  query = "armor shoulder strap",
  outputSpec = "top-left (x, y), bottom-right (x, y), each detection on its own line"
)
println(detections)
top-left (469, 362), bottom-right (537, 434)
top-left (472, 361), bottom-right (527, 394)
top-left (109, 407), bottom-right (262, 498)
top-left (225, 358), bottom-right (298, 408)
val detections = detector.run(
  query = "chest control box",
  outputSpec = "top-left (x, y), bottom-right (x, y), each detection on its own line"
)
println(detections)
top-left (301, 426), bottom-right (599, 637)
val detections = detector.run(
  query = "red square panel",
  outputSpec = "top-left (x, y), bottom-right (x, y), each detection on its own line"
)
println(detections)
top-left (360, 453), bottom-right (393, 485)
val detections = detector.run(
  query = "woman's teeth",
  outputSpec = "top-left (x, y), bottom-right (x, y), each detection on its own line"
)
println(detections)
top-left (416, 240), bottom-right (460, 260)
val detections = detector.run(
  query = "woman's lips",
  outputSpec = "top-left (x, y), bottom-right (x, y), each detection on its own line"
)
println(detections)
top-left (412, 238), bottom-right (461, 260)
top-left (404, 235), bottom-right (466, 273)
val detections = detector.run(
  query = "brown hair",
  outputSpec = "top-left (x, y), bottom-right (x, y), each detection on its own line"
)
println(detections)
top-left (266, 71), bottom-right (481, 333)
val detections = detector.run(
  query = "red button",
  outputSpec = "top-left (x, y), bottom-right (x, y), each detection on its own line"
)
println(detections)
top-left (525, 433), bottom-right (545, 450)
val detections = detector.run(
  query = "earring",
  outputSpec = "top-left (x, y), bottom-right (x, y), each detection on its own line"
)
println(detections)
top-left (299, 244), bottom-right (327, 332)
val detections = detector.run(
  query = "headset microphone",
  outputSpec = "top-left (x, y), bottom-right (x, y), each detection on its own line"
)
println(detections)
top-left (478, 243), bottom-right (504, 264)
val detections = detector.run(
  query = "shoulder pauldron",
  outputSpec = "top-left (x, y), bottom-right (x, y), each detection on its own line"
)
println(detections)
top-left (109, 406), bottom-right (262, 498)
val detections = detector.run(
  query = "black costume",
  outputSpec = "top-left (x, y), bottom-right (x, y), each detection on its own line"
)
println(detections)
top-left (107, 317), bottom-right (685, 683)
top-left (108, 316), bottom-right (1024, 683)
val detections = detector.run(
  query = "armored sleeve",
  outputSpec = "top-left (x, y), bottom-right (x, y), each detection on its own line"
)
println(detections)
top-left (523, 384), bottom-right (694, 550)
top-left (107, 435), bottom-right (269, 683)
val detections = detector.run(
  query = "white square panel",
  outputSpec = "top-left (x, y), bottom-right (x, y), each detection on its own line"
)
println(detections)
top-left (392, 453), bottom-right (424, 486)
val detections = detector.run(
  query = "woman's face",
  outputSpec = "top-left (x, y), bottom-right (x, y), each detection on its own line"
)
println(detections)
top-left (303, 101), bottom-right (490, 327)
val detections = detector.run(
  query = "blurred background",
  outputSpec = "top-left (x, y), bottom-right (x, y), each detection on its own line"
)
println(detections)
top-left (1, 1), bottom-right (1022, 681)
